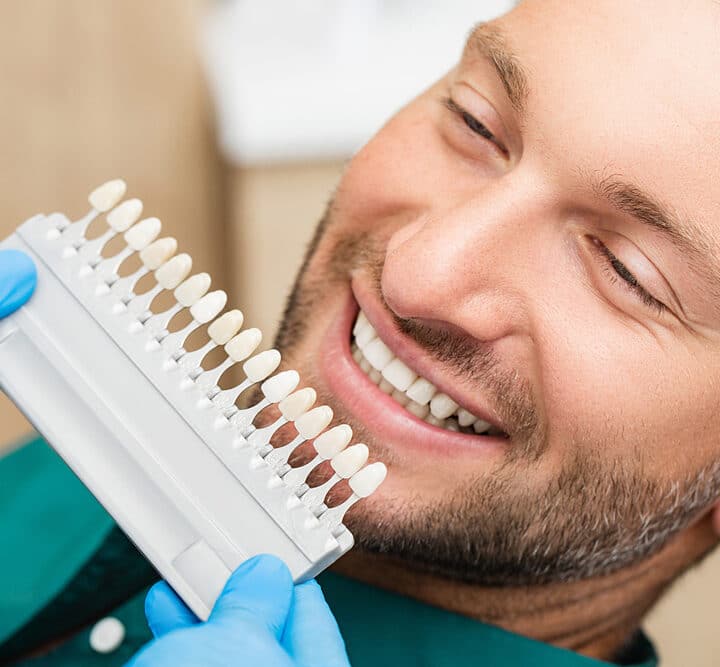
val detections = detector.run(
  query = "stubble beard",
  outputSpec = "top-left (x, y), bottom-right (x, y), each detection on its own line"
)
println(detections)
top-left (273, 202), bottom-right (720, 586)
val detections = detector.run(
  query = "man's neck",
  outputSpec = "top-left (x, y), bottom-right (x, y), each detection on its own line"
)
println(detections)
top-left (332, 516), bottom-right (715, 662)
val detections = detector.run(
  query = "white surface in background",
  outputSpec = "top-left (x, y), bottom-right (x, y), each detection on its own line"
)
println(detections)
top-left (202, 0), bottom-right (515, 165)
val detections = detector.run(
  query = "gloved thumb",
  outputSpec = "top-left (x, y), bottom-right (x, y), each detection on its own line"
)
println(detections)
top-left (210, 554), bottom-right (294, 639)
top-left (284, 580), bottom-right (350, 667)
top-left (0, 249), bottom-right (36, 318)
top-left (144, 581), bottom-right (199, 637)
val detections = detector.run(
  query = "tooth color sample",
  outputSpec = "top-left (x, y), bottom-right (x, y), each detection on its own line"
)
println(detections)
top-left (124, 217), bottom-right (161, 250)
top-left (225, 328), bottom-right (262, 362)
top-left (208, 310), bottom-right (244, 344)
top-left (106, 198), bottom-right (143, 232)
top-left (88, 179), bottom-right (127, 212)
top-left (174, 273), bottom-right (211, 307)
top-left (140, 237), bottom-right (177, 269)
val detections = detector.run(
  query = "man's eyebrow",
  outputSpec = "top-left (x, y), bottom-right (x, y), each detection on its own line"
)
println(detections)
top-left (464, 23), bottom-right (529, 115)
top-left (593, 173), bottom-right (720, 297)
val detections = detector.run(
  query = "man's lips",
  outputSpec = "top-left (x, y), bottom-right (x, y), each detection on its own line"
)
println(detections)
top-left (319, 286), bottom-right (510, 460)
top-left (350, 277), bottom-right (508, 435)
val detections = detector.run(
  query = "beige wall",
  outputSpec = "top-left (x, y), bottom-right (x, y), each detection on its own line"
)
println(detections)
top-left (0, 0), bottom-right (226, 446)
top-left (226, 163), bottom-right (345, 339)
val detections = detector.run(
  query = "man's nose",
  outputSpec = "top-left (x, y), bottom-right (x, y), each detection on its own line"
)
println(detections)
top-left (381, 179), bottom-right (549, 344)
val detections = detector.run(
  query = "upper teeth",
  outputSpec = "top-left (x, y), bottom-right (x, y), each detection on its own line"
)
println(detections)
top-left (351, 309), bottom-right (497, 436)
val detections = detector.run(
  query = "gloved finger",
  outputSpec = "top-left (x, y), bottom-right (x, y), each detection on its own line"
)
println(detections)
top-left (144, 581), bottom-right (199, 637)
top-left (0, 249), bottom-right (36, 318)
top-left (210, 554), bottom-right (293, 639)
top-left (283, 580), bottom-right (350, 667)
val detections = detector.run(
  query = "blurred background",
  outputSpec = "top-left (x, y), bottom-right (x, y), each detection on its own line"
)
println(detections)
top-left (0, 1), bottom-right (715, 665)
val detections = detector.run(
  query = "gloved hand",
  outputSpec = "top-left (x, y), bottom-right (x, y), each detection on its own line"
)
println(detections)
top-left (0, 249), bottom-right (36, 318)
top-left (127, 555), bottom-right (351, 667)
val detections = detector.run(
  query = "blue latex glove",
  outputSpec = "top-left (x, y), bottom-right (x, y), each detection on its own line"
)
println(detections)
top-left (127, 555), bottom-right (351, 667)
top-left (0, 249), bottom-right (36, 318)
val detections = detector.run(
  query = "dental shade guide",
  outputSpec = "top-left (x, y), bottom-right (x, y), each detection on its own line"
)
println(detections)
top-left (0, 180), bottom-right (386, 621)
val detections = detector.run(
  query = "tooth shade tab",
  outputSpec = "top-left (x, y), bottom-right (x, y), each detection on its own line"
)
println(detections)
top-left (381, 358), bottom-right (416, 391)
top-left (190, 290), bottom-right (227, 324)
top-left (208, 309), bottom-right (244, 344)
top-left (140, 237), bottom-right (177, 270)
top-left (174, 273), bottom-right (210, 306)
top-left (313, 424), bottom-right (352, 458)
top-left (125, 217), bottom-right (162, 250)
top-left (225, 328), bottom-right (262, 362)
top-left (88, 179), bottom-right (127, 212)
top-left (295, 405), bottom-right (333, 440)
top-left (430, 393), bottom-right (459, 420)
top-left (406, 377), bottom-right (436, 406)
top-left (261, 370), bottom-right (299, 403)
top-left (154, 253), bottom-right (192, 289)
top-left (279, 387), bottom-right (316, 421)
top-left (331, 443), bottom-right (369, 478)
top-left (106, 198), bottom-right (143, 232)
top-left (242, 349), bottom-right (281, 383)
top-left (349, 462), bottom-right (387, 498)
top-left (363, 338), bottom-right (393, 371)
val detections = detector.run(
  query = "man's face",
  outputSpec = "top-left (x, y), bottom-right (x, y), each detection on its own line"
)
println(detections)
top-left (275, 0), bottom-right (720, 584)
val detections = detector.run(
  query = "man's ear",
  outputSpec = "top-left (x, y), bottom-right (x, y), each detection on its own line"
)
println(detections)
top-left (712, 501), bottom-right (720, 537)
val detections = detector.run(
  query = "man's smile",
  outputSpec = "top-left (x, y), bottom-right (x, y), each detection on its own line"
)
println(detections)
top-left (318, 275), bottom-right (510, 462)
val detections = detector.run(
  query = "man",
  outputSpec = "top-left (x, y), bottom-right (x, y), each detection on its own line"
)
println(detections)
top-left (1, 0), bottom-right (720, 664)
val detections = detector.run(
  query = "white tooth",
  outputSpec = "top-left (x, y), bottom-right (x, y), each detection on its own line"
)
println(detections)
top-left (208, 309), bottom-right (244, 345)
top-left (352, 347), bottom-right (363, 363)
top-left (406, 401), bottom-right (429, 419)
top-left (355, 325), bottom-right (376, 349)
top-left (391, 390), bottom-right (409, 406)
top-left (445, 420), bottom-right (460, 432)
top-left (368, 369), bottom-right (382, 384)
top-left (124, 217), bottom-right (161, 250)
top-left (243, 349), bottom-right (281, 383)
top-left (381, 358), bottom-right (417, 391)
top-left (331, 443), bottom-right (369, 478)
top-left (225, 328), bottom-right (262, 362)
top-left (261, 370), bottom-right (299, 403)
top-left (174, 272), bottom-right (210, 306)
top-left (88, 179), bottom-right (127, 212)
top-left (353, 310), bottom-right (369, 337)
top-left (364, 338), bottom-right (393, 371)
top-left (406, 377), bottom-right (437, 406)
top-left (106, 198), bottom-right (143, 232)
top-left (349, 462), bottom-right (387, 498)
top-left (154, 253), bottom-right (192, 289)
top-left (313, 424), bottom-right (352, 458)
top-left (430, 393), bottom-right (459, 420)
top-left (473, 419), bottom-right (492, 434)
top-left (378, 379), bottom-right (394, 394)
top-left (426, 415), bottom-right (444, 427)
top-left (359, 358), bottom-right (371, 373)
top-left (457, 408), bottom-right (477, 428)
top-left (140, 237), bottom-right (177, 269)
top-left (295, 406), bottom-right (333, 440)
top-left (279, 388), bottom-right (316, 420)
top-left (190, 290), bottom-right (227, 324)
